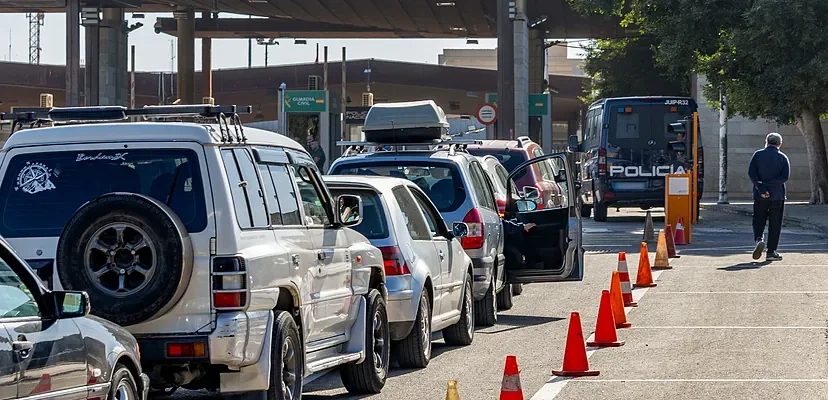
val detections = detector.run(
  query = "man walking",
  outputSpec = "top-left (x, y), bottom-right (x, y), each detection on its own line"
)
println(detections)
top-left (748, 132), bottom-right (790, 261)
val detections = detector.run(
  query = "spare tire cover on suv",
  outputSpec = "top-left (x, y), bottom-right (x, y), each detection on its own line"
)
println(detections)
top-left (57, 193), bottom-right (194, 326)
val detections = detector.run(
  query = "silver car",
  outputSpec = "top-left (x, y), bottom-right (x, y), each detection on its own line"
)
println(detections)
top-left (0, 236), bottom-right (149, 400)
top-left (326, 176), bottom-right (475, 368)
top-left (329, 149), bottom-right (508, 327)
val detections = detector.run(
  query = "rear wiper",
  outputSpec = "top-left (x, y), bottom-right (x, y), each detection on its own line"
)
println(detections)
top-left (165, 166), bottom-right (183, 205)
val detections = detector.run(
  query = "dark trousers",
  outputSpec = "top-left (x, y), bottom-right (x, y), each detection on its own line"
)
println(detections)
top-left (753, 199), bottom-right (785, 251)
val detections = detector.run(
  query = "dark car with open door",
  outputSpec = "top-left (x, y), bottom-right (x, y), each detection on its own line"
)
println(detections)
top-left (502, 152), bottom-right (585, 284)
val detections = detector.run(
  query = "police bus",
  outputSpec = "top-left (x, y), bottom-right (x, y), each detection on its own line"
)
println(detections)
top-left (569, 96), bottom-right (704, 222)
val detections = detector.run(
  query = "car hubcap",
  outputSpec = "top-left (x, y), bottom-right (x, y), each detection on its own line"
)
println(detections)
top-left (115, 381), bottom-right (132, 400)
top-left (373, 309), bottom-right (387, 377)
top-left (421, 300), bottom-right (431, 359)
top-left (281, 336), bottom-right (298, 400)
top-left (84, 223), bottom-right (156, 298)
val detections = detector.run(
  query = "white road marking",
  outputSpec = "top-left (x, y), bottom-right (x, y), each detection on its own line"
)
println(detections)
top-left (529, 270), bottom-right (665, 400)
top-left (651, 291), bottom-right (828, 294)
top-left (628, 326), bottom-right (827, 329)
top-left (679, 242), bottom-right (828, 252)
top-left (567, 379), bottom-right (828, 383)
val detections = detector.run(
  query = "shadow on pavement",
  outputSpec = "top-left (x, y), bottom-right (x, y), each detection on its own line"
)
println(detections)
top-left (475, 314), bottom-right (566, 335)
top-left (717, 261), bottom-right (772, 271)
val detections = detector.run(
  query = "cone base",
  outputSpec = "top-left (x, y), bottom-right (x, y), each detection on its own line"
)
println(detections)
top-left (633, 283), bottom-right (657, 288)
top-left (615, 322), bottom-right (632, 328)
top-left (552, 369), bottom-right (600, 377)
top-left (624, 301), bottom-right (638, 307)
top-left (587, 340), bottom-right (625, 347)
top-left (669, 255), bottom-right (681, 259)
top-left (652, 265), bottom-right (673, 270)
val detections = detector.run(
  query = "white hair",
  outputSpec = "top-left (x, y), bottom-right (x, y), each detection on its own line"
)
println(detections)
top-left (766, 132), bottom-right (782, 146)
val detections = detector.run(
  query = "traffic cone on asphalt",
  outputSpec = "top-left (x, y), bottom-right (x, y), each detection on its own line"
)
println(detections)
top-left (31, 374), bottom-right (51, 394)
top-left (609, 271), bottom-right (632, 328)
top-left (665, 224), bottom-right (680, 258)
top-left (674, 217), bottom-right (687, 245)
top-left (616, 252), bottom-right (638, 307)
top-left (643, 211), bottom-right (655, 242)
top-left (587, 290), bottom-right (625, 347)
top-left (446, 380), bottom-right (460, 400)
top-left (633, 242), bottom-right (657, 288)
top-left (500, 356), bottom-right (524, 400)
top-left (551, 312), bottom-right (600, 377)
top-left (652, 230), bottom-right (673, 270)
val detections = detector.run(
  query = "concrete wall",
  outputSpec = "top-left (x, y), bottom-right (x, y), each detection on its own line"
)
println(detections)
top-left (438, 46), bottom-right (585, 77)
top-left (694, 75), bottom-right (824, 200)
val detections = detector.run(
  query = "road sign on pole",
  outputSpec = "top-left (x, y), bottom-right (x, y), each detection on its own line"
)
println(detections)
top-left (477, 103), bottom-right (498, 125)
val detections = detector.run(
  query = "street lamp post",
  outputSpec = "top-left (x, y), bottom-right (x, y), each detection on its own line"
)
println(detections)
top-left (256, 38), bottom-right (279, 67)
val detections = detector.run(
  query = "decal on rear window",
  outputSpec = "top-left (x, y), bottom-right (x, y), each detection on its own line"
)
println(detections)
top-left (16, 162), bottom-right (56, 194)
top-left (76, 152), bottom-right (128, 162)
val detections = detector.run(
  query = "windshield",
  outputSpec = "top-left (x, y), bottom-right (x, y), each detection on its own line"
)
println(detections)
top-left (329, 188), bottom-right (389, 240)
top-left (0, 149), bottom-right (208, 238)
top-left (330, 162), bottom-right (466, 213)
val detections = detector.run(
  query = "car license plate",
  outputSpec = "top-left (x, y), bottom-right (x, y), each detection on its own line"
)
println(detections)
top-left (612, 181), bottom-right (648, 191)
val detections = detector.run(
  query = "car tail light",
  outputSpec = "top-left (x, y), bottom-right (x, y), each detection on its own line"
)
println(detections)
top-left (212, 257), bottom-right (248, 310)
top-left (496, 198), bottom-right (507, 217)
top-left (461, 208), bottom-right (485, 249)
top-left (598, 149), bottom-right (607, 178)
top-left (167, 342), bottom-right (207, 358)
top-left (379, 246), bottom-right (410, 276)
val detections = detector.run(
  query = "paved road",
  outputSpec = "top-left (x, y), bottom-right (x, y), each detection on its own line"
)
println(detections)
top-left (169, 208), bottom-right (828, 399)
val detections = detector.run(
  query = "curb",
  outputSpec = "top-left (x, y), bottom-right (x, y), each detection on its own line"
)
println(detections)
top-left (702, 203), bottom-right (828, 238)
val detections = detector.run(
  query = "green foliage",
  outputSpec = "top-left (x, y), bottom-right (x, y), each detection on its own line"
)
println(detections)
top-left (581, 34), bottom-right (690, 104)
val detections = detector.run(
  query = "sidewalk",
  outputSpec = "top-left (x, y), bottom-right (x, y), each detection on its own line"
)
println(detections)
top-left (702, 199), bottom-right (828, 237)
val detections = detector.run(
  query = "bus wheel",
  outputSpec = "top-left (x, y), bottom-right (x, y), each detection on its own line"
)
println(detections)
top-left (593, 202), bottom-right (608, 222)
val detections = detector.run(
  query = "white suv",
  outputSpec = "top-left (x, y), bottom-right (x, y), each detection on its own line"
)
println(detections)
top-left (0, 105), bottom-right (390, 399)
top-left (325, 176), bottom-right (475, 368)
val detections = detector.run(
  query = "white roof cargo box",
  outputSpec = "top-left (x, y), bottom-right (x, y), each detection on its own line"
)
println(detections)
top-left (362, 100), bottom-right (450, 143)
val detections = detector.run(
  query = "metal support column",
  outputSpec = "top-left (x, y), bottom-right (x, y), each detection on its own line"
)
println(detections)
top-left (82, 8), bottom-right (100, 106)
top-left (201, 12), bottom-right (213, 102)
top-left (66, 0), bottom-right (81, 106)
top-left (174, 7), bottom-right (195, 104)
top-left (496, 0), bottom-right (515, 140)
top-left (513, 0), bottom-right (529, 138)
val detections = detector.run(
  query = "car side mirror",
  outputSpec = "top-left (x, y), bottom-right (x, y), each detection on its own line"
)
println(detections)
top-left (336, 194), bottom-right (362, 227)
top-left (55, 291), bottom-right (90, 318)
top-left (523, 186), bottom-right (540, 200)
top-left (452, 222), bottom-right (469, 238)
top-left (516, 199), bottom-right (538, 212)
top-left (567, 135), bottom-right (581, 153)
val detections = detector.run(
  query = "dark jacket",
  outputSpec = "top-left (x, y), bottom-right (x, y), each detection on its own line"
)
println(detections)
top-left (748, 146), bottom-right (790, 201)
top-left (503, 218), bottom-right (525, 238)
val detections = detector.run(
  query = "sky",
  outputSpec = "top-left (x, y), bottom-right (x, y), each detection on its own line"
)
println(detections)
top-left (0, 12), bottom-right (589, 72)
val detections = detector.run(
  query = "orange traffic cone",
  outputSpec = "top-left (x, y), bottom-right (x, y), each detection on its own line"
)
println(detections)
top-left (551, 312), bottom-right (600, 377)
top-left (587, 290), bottom-right (625, 347)
top-left (652, 230), bottom-right (672, 270)
top-left (665, 224), bottom-right (680, 258)
top-left (633, 242), bottom-right (657, 288)
top-left (610, 271), bottom-right (632, 328)
top-left (31, 374), bottom-right (52, 394)
top-left (446, 380), bottom-right (460, 400)
top-left (674, 217), bottom-right (687, 245)
top-left (616, 252), bottom-right (637, 307)
top-left (500, 356), bottom-right (524, 400)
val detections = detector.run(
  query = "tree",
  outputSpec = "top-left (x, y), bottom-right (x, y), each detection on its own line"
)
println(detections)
top-left (581, 34), bottom-right (690, 103)
top-left (568, 0), bottom-right (828, 203)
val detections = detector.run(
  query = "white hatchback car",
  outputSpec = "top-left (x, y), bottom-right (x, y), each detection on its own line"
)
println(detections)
top-left (325, 176), bottom-right (475, 368)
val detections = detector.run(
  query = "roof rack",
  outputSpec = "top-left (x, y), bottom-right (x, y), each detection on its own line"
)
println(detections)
top-left (515, 136), bottom-right (531, 148)
top-left (0, 104), bottom-right (253, 143)
top-left (337, 138), bottom-right (482, 157)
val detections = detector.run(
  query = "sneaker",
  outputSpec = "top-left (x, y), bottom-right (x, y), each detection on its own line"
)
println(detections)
top-left (766, 251), bottom-right (783, 261)
top-left (752, 241), bottom-right (765, 260)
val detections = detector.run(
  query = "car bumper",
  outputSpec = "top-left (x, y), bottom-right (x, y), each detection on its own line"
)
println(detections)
top-left (471, 257), bottom-right (494, 300)
top-left (386, 275), bottom-right (419, 340)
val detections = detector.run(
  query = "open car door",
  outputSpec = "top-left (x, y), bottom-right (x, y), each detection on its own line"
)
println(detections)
top-left (503, 153), bottom-right (584, 283)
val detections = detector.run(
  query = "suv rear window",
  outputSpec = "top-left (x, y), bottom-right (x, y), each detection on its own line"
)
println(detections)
top-left (467, 149), bottom-right (529, 180)
top-left (329, 188), bottom-right (389, 239)
top-left (0, 149), bottom-right (207, 238)
top-left (330, 162), bottom-right (466, 212)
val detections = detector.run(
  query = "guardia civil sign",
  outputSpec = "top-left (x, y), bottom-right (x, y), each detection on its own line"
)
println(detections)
top-left (284, 90), bottom-right (327, 113)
